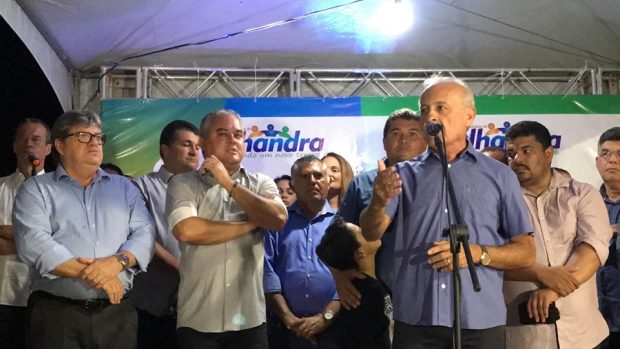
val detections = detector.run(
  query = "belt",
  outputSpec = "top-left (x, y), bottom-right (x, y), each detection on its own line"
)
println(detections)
top-left (32, 291), bottom-right (125, 311)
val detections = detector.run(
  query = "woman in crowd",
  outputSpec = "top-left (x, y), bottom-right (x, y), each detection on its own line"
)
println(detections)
top-left (321, 152), bottom-right (353, 210)
top-left (275, 174), bottom-right (296, 208)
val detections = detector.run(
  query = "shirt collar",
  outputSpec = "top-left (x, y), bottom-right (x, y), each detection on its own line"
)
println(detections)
top-left (428, 142), bottom-right (478, 163)
top-left (198, 166), bottom-right (247, 185)
top-left (548, 168), bottom-right (570, 190)
top-left (289, 200), bottom-right (336, 220)
top-left (54, 164), bottom-right (109, 183)
top-left (13, 168), bottom-right (45, 180)
top-left (385, 146), bottom-right (429, 166)
top-left (600, 184), bottom-right (620, 205)
top-left (157, 166), bottom-right (174, 183)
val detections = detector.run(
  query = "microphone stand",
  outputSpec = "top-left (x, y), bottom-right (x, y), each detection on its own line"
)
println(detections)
top-left (433, 134), bottom-right (481, 349)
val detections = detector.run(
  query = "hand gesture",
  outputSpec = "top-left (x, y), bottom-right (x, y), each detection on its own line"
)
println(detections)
top-left (332, 268), bottom-right (365, 309)
top-left (100, 276), bottom-right (125, 304)
top-left (370, 160), bottom-right (402, 208)
top-left (295, 315), bottom-right (326, 343)
top-left (527, 288), bottom-right (559, 323)
top-left (200, 155), bottom-right (232, 188)
top-left (536, 266), bottom-right (579, 297)
top-left (427, 240), bottom-right (470, 271)
top-left (79, 256), bottom-right (123, 288)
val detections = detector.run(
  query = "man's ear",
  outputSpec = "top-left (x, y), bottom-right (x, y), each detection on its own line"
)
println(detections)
top-left (544, 145), bottom-right (554, 163)
top-left (54, 139), bottom-right (64, 157)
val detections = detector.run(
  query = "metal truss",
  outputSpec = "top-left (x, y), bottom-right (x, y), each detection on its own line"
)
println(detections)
top-left (73, 65), bottom-right (618, 109)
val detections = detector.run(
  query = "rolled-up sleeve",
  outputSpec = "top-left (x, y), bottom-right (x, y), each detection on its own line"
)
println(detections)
top-left (166, 174), bottom-right (199, 232)
top-left (120, 181), bottom-right (155, 272)
top-left (576, 184), bottom-right (612, 265)
top-left (12, 179), bottom-right (74, 278)
top-left (263, 231), bottom-right (282, 293)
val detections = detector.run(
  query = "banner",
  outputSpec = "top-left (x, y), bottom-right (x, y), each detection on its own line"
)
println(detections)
top-left (101, 96), bottom-right (620, 187)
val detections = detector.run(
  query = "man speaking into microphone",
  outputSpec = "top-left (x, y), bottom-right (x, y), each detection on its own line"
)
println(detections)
top-left (0, 118), bottom-right (52, 349)
top-left (360, 77), bottom-right (535, 349)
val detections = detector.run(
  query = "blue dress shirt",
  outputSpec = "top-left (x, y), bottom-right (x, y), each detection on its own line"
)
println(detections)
top-left (385, 144), bottom-right (532, 329)
top-left (597, 185), bottom-right (620, 332)
top-left (264, 202), bottom-right (337, 316)
top-left (12, 165), bottom-right (155, 300)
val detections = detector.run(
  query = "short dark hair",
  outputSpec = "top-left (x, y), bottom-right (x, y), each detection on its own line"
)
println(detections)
top-left (383, 108), bottom-right (420, 139)
top-left (159, 120), bottom-right (199, 158)
top-left (316, 216), bottom-right (360, 271)
top-left (505, 121), bottom-right (552, 149)
top-left (100, 163), bottom-right (124, 176)
top-left (598, 127), bottom-right (620, 147)
top-left (15, 118), bottom-right (51, 144)
top-left (274, 174), bottom-right (292, 184)
top-left (481, 146), bottom-right (508, 165)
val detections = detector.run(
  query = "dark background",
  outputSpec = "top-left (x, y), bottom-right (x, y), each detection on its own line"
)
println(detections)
top-left (0, 16), bottom-right (63, 176)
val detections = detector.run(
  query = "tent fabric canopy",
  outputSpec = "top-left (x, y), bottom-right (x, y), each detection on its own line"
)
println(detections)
top-left (14, 0), bottom-right (620, 71)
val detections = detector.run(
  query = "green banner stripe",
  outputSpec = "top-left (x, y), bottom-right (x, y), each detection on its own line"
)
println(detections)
top-left (361, 95), bottom-right (620, 115)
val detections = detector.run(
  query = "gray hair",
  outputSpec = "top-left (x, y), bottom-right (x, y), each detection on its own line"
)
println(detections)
top-left (419, 76), bottom-right (475, 108)
top-left (290, 155), bottom-right (325, 182)
top-left (199, 109), bottom-right (242, 136)
top-left (51, 111), bottom-right (102, 141)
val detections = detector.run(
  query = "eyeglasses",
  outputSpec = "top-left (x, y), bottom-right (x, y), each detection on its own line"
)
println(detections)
top-left (63, 131), bottom-right (107, 145)
top-left (599, 149), bottom-right (620, 161)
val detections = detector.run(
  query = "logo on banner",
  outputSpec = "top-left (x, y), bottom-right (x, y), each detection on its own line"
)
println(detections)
top-left (468, 121), bottom-right (562, 150)
top-left (244, 124), bottom-right (325, 157)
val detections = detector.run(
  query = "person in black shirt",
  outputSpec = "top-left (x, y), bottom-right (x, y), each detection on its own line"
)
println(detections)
top-left (317, 216), bottom-right (392, 349)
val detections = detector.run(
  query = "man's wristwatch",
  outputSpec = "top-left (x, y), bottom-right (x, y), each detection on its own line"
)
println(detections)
top-left (480, 245), bottom-right (491, 266)
top-left (323, 310), bottom-right (334, 321)
top-left (115, 253), bottom-right (130, 269)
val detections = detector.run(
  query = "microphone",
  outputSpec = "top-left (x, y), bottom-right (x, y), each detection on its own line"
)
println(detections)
top-left (27, 154), bottom-right (40, 168)
top-left (426, 122), bottom-right (443, 137)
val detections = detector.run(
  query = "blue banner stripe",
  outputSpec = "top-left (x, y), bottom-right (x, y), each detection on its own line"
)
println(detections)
top-left (224, 97), bottom-right (361, 117)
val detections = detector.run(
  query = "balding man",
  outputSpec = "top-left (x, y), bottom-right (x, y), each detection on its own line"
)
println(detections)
top-left (166, 109), bottom-right (287, 349)
top-left (361, 78), bottom-right (535, 349)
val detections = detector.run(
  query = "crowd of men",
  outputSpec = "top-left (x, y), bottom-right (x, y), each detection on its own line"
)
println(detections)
top-left (0, 77), bottom-right (618, 349)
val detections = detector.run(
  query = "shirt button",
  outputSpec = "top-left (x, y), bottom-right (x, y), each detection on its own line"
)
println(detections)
top-left (227, 260), bottom-right (231, 264)
top-left (92, 224), bottom-right (95, 228)
top-left (226, 283), bottom-right (231, 287)
top-left (306, 274), bottom-right (311, 278)
top-left (309, 238), bottom-right (313, 242)
top-left (307, 256), bottom-right (311, 260)
top-left (444, 208), bottom-right (448, 213)
top-left (95, 241), bottom-right (100, 246)
top-left (305, 294), bottom-right (309, 298)
top-left (448, 164), bottom-right (452, 169)
top-left (441, 283), bottom-right (446, 289)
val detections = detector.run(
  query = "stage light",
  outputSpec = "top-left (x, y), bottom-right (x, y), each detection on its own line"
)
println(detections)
top-left (368, 0), bottom-right (414, 37)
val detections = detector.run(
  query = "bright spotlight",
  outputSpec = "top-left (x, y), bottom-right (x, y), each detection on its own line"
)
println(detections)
top-left (368, 0), bottom-right (414, 37)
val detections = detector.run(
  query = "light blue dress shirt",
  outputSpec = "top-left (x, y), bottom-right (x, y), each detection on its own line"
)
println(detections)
top-left (131, 167), bottom-right (180, 316)
top-left (385, 144), bottom-right (532, 329)
top-left (12, 165), bottom-right (155, 300)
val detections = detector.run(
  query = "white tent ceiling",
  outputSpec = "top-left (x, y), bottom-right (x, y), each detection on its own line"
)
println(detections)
top-left (13, 0), bottom-right (620, 72)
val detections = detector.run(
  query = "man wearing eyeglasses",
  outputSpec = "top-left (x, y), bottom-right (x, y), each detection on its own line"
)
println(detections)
top-left (12, 111), bottom-right (155, 349)
top-left (596, 127), bottom-right (620, 349)
top-left (0, 118), bottom-right (51, 349)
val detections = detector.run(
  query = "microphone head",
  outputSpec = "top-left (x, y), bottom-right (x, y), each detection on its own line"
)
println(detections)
top-left (27, 154), bottom-right (40, 167)
top-left (425, 122), bottom-right (443, 137)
